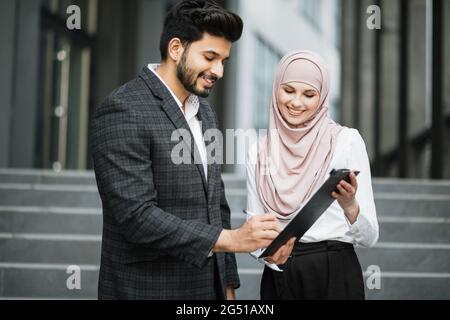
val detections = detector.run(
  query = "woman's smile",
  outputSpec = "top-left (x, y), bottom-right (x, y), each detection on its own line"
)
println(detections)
top-left (277, 82), bottom-right (320, 128)
top-left (286, 106), bottom-right (304, 116)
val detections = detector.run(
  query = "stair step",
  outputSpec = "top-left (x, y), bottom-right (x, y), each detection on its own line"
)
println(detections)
top-left (372, 178), bottom-right (450, 195)
top-left (364, 275), bottom-right (450, 300)
top-left (379, 220), bottom-right (450, 243)
top-left (0, 235), bottom-right (101, 264)
top-left (1, 182), bottom-right (449, 216)
top-left (0, 184), bottom-right (101, 207)
top-left (0, 263), bottom-right (98, 299)
top-left (373, 194), bottom-right (450, 216)
top-left (0, 170), bottom-right (246, 191)
top-left (0, 169), bottom-right (96, 185)
top-left (0, 186), bottom-right (448, 216)
top-left (356, 244), bottom-right (450, 273)
top-left (225, 191), bottom-right (450, 217)
top-left (2, 263), bottom-right (448, 299)
top-left (3, 233), bottom-right (448, 274)
top-left (2, 170), bottom-right (450, 193)
top-left (0, 207), bottom-right (102, 234)
top-left (1, 207), bottom-right (449, 244)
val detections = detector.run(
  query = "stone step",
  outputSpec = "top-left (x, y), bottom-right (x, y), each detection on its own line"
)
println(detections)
top-left (0, 207), bottom-right (102, 235)
top-left (2, 170), bottom-right (450, 194)
top-left (5, 233), bottom-right (448, 274)
top-left (0, 263), bottom-right (262, 300)
top-left (0, 263), bottom-right (99, 299)
top-left (2, 264), bottom-right (449, 300)
top-left (225, 191), bottom-right (450, 217)
top-left (0, 169), bottom-right (96, 185)
top-left (0, 184), bottom-right (102, 208)
top-left (0, 185), bottom-right (449, 217)
top-left (2, 207), bottom-right (450, 244)
top-left (364, 273), bottom-right (450, 300)
top-left (0, 235), bottom-right (101, 265)
top-left (372, 178), bottom-right (450, 195)
top-left (378, 219), bottom-right (450, 243)
top-left (356, 245), bottom-right (450, 273)
top-left (232, 214), bottom-right (450, 243)
top-left (0, 170), bottom-right (246, 191)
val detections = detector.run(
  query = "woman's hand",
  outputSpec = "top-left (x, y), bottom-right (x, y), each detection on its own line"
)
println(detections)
top-left (331, 171), bottom-right (360, 224)
top-left (264, 237), bottom-right (296, 265)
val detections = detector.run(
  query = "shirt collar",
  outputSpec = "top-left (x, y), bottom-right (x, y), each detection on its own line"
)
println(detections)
top-left (148, 64), bottom-right (200, 121)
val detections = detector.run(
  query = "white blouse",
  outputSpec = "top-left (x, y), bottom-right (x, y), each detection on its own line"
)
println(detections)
top-left (246, 128), bottom-right (379, 270)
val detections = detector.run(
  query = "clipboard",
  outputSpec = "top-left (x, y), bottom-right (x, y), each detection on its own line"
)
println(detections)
top-left (258, 169), bottom-right (360, 258)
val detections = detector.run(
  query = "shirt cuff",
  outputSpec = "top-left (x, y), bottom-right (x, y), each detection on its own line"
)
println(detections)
top-left (345, 212), bottom-right (361, 232)
top-left (250, 250), bottom-right (283, 272)
top-left (261, 259), bottom-right (283, 272)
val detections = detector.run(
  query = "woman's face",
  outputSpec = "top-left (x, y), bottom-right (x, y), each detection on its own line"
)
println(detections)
top-left (277, 82), bottom-right (321, 128)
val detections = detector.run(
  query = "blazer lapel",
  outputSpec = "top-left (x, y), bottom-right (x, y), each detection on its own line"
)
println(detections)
top-left (139, 67), bottom-right (208, 194)
top-left (197, 100), bottom-right (218, 206)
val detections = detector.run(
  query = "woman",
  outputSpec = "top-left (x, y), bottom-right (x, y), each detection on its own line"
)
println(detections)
top-left (246, 50), bottom-right (379, 300)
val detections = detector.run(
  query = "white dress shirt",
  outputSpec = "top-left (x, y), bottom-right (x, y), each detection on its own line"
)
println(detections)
top-left (246, 127), bottom-right (379, 271)
top-left (148, 64), bottom-right (208, 179)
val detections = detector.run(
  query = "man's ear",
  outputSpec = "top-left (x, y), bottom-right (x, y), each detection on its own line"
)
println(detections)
top-left (167, 38), bottom-right (184, 62)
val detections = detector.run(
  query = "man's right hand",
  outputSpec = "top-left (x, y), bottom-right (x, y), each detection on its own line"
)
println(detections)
top-left (214, 214), bottom-right (281, 253)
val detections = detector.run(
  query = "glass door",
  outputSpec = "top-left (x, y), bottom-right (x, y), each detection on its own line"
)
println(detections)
top-left (38, 0), bottom-right (97, 171)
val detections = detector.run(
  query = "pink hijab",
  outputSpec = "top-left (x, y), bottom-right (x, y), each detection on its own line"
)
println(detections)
top-left (256, 50), bottom-right (343, 218)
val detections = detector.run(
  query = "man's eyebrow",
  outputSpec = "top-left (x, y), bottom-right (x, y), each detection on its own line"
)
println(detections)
top-left (203, 50), bottom-right (229, 60)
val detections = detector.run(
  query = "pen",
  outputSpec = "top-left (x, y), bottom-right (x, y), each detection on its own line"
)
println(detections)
top-left (243, 209), bottom-right (256, 216)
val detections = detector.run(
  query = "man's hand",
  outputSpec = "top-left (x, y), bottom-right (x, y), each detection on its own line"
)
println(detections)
top-left (264, 237), bottom-right (296, 265)
top-left (214, 214), bottom-right (281, 253)
top-left (226, 286), bottom-right (235, 300)
top-left (332, 171), bottom-right (360, 224)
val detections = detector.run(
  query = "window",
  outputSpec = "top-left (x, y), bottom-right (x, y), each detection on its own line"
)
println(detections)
top-left (38, 0), bottom-right (97, 170)
top-left (253, 35), bottom-right (282, 129)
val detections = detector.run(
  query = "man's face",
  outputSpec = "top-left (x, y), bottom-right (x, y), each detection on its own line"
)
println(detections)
top-left (176, 33), bottom-right (232, 98)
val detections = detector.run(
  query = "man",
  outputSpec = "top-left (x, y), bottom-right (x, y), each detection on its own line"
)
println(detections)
top-left (91, 0), bottom-right (281, 300)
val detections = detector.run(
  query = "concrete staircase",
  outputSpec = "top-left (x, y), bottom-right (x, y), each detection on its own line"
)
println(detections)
top-left (0, 169), bottom-right (449, 299)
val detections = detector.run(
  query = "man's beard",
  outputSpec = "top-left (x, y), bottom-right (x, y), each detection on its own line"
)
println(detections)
top-left (176, 50), bottom-right (215, 98)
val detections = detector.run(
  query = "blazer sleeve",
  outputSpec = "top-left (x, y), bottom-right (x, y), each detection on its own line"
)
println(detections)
top-left (208, 104), bottom-right (240, 288)
top-left (219, 178), bottom-right (241, 289)
top-left (90, 97), bottom-right (223, 269)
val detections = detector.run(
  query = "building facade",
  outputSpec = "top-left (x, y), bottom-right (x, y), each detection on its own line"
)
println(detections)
top-left (1, 0), bottom-right (448, 179)
top-left (341, 0), bottom-right (450, 179)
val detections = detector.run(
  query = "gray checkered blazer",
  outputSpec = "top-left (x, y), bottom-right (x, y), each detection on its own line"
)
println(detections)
top-left (91, 67), bottom-right (240, 299)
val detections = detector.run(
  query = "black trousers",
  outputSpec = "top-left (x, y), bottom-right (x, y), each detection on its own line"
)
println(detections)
top-left (260, 241), bottom-right (365, 300)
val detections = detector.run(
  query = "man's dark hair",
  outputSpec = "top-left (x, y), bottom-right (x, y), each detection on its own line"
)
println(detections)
top-left (160, 0), bottom-right (243, 60)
